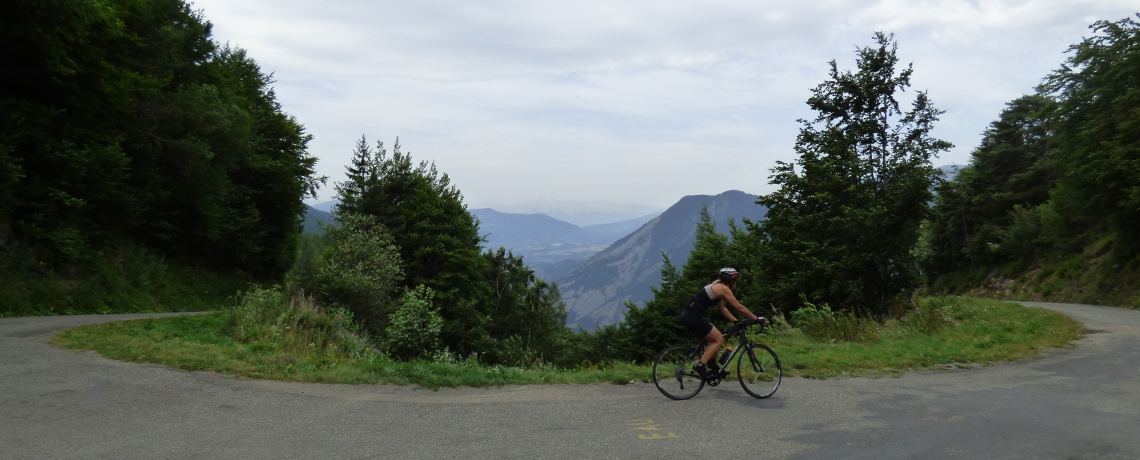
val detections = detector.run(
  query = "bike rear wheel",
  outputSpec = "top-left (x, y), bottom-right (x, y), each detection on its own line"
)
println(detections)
top-left (737, 343), bottom-right (781, 399)
top-left (653, 345), bottom-right (705, 400)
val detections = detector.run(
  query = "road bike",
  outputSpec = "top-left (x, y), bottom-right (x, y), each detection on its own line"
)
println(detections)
top-left (652, 318), bottom-right (781, 400)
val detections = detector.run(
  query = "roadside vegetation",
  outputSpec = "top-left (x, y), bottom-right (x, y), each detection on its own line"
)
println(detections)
top-left (0, 243), bottom-right (246, 317)
top-left (53, 296), bottom-right (1081, 387)
top-left (922, 17), bottom-right (1140, 306)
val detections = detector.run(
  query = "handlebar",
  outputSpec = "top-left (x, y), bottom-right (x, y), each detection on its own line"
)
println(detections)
top-left (722, 317), bottom-right (768, 338)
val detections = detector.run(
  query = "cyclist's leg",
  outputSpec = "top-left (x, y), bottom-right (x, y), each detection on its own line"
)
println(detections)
top-left (700, 327), bottom-right (724, 366)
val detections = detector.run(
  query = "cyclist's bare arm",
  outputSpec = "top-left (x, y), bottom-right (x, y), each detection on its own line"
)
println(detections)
top-left (717, 302), bottom-right (738, 322)
top-left (712, 284), bottom-right (759, 321)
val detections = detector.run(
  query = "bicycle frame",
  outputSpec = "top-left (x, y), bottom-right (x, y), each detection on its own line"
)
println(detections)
top-left (704, 322), bottom-right (765, 373)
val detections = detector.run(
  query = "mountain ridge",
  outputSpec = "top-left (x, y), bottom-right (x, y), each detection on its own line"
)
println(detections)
top-left (556, 190), bottom-right (767, 329)
top-left (469, 208), bottom-right (661, 275)
top-left (469, 199), bottom-right (665, 227)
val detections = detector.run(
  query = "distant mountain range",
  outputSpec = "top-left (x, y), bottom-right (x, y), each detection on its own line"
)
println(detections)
top-left (554, 190), bottom-right (767, 329)
top-left (468, 199), bottom-right (665, 227)
top-left (308, 200), bottom-right (338, 213)
top-left (303, 199), bottom-right (664, 278)
top-left (469, 209), bottom-right (660, 280)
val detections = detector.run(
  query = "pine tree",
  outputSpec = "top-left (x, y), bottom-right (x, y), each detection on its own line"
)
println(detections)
top-left (334, 138), bottom-right (491, 354)
top-left (1040, 16), bottom-right (1140, 256)
top-left (924, 95), bottom-right (1054, 275)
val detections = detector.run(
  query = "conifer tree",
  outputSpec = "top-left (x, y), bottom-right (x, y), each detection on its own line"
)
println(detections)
top-left (924, 95), bottom-right (1054, 275)
top-left (334, 138), bottom-right (491, 354)
top-left (1040, 16), bottom-right (1140, 256)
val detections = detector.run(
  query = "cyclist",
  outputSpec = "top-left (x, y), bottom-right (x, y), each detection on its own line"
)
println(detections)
top-left (680, 267), bottom-right (768, 380)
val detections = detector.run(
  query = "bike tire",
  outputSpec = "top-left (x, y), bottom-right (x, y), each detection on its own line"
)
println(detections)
top-left (653, 345), bottom-right (705, 400)
top-left (737, 343), bottom-right (781, 399)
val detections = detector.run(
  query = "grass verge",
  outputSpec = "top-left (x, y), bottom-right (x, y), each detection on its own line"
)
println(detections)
top-left (765, 297), bottom-right (1083, 378)
top-left (930, 233), bottom-right (1140, 309)
top-left (52, 297), bottom-right (1083, 387)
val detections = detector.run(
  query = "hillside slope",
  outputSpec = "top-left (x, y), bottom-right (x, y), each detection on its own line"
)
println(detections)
top-left (557, 190), bottom-right (767, 328)
top-left (303, 206), bottom-right (334, 234)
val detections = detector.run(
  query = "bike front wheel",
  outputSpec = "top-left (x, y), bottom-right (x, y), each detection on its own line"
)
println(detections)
top-left (737, 343), bottom-right (781, 399)
top-left (653, 346), bottom-right (705, 400)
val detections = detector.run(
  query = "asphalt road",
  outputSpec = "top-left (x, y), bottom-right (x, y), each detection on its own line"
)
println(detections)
top-left (2, 302), bottom-right (1138, 459)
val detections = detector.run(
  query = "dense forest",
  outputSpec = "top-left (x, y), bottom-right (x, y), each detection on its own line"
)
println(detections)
top-left (1, 0), bottom-right (322, 315)
top-left (922, 16), bottom-right (1140, 307)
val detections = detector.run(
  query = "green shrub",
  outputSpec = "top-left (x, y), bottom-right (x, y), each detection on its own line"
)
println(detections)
top-left (790, 297), bottom-right (879, 343)
top-left (906, 297), bottom-right (956, 334)
top-left (225, 287), bottom-right (372, 359)
top-left (383, 285), bottom-right (442, 361)
top-left (313, 213), bottom-right (403, 331)
top-left (496, 334), bottom-right (547, 369)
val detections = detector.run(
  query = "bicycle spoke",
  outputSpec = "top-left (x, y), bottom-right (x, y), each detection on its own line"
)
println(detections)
top-left (653, 346), bottom-right (704, 400)
top-left (738, 344), bottom-right (781, 399)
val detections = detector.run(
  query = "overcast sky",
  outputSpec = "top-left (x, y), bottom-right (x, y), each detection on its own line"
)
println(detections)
top-left (191, 0), bottom-right (1137, 208)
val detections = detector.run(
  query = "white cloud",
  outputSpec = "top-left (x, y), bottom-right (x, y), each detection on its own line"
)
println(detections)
top-left (191, 0), bottom-right (1137, 207)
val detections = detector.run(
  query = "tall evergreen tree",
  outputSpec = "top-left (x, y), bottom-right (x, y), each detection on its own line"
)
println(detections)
top-left (925, 95), bottom-right (1054, 275)
top-left (753, 33), bottom-right (950, 315)
top-left (1040, 15), bottom-right (1140, 256)
top-left (334, 138), bottom-right (491, 354)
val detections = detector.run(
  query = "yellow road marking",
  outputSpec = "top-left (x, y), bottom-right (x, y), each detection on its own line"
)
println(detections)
top-left (629, 419), bottom-right (679, 440)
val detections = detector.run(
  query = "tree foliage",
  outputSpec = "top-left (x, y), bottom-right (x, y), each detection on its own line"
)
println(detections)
top-left (924, 95), bottom-right (1055, 275)
top-left (1040, 15), bottom-right (1140, 255)
top-left (752, 33), bottom-right (950, 314)
top-left (925, 15), bottom-right (1140, 290)
top-left (331, 137), bottom-right (573, 363)
top-left (334, 137), bottom-right (490, 354)
top-left (312, 213), bottom-right (403, 331)
top-left (0, 0), bottom-right (322, 278)
top-left (384, 285), bottom-right (444, 361)
top-left (482, 248), bottom-right (568, 363)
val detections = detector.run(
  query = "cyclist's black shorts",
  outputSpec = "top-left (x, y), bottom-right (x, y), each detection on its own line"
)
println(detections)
top-left (680, 304), bottom-right (713, 338)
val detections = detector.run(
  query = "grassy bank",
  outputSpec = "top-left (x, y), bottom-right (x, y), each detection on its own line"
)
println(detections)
top-left (930, 235), bottom-right (1140, 309)
top-left (0, 243), bottom-right (247, 317)
top-left (53, 297), bottom-right (1083, 387)
top-left (766, 297), bottom-right (1082, 378)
